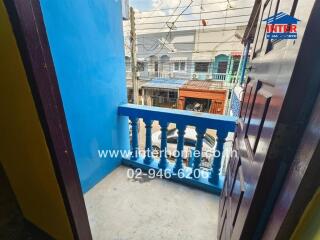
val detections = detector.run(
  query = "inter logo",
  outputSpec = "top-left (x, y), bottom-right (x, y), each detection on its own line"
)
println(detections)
top-left (263, 12), bottom-right (300, 40)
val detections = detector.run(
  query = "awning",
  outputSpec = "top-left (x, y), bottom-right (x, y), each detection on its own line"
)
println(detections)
top-left (141, 78), bottom-right (187, 90)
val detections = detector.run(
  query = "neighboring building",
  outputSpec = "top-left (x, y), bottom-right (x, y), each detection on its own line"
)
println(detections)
top-left (139, 78), bottom-right (231, 115)
top-left (125, 29), bottom-right (195, 81)
top-left (141, 78), bottom-right (187, 108)
top-left (126, 79), bottom-right (149, 104)
top-left (124, 25), bottom-right (249, 114)
top-left (192, 26), bottom-right (245, 82)
top-left (178, 80), bottom-right (227, 115)
top-left (125, 26), bottom-right (246, 83)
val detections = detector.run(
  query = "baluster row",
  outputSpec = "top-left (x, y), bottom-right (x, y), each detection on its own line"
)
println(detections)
top-left (129, 117), bottom-right (227, 184)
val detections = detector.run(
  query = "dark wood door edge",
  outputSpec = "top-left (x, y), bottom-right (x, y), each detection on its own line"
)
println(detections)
top-left (4, 0), bottom-right (92, 239)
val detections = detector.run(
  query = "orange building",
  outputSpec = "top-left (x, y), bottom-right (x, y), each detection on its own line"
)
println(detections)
top-left (178, 80), bottom-right (227, 115)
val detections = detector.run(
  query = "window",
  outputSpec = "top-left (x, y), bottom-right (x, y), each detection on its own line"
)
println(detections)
top-left (154, 62), bottom-right (158, 72)
top-left (174, 62), bottom-right (179, 71)
top-left (169, 91), bottom-right (177, 99)
top-left (174, 62), bottom-right (186, 71)
top-left (218, 61), bottom-right (228, 73)
top-left (195, 62), bottom-right (209, 72)
top-left (125, 57), bottom-right (131, 72)
top-left (232, 58), bottom-right (240, 74)
top-left (137, 62), bottom-right (144, 71)
top-left (180, 62), bottom-right (185, 71)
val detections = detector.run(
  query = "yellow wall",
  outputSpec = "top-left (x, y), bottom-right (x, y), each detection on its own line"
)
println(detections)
top-left (0, 2), bottom-right (73, 239)
top-left (291, 188), bottom-right (320, 240)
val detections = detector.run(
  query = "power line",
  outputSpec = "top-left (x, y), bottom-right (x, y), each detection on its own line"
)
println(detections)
top-left (135, 6), bottom-right (253, 19)
top-left (124, 26), bottom-right (247, 34)
top-left (137, 40), bottom-right (240, 45)
top-left (152, 0), bottom-right (194, 56)
top-left (141, 0), bottom-right (183, 51)
top-left (134, 0), bottom-right (246, 14)
top-left (135, 21), bottom-right (248, 31)
top-left (124, 14), bottom-right (251, 26)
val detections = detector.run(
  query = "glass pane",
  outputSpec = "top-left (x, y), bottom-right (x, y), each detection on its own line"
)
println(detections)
top-left (218, 61), bottom-right (228, 73)
top-left (180, 62), bottom-right (186, 71)
top-left (174, 62), bottom-right (179, 71)
top-left (195, 62), bottom-right (209, 72)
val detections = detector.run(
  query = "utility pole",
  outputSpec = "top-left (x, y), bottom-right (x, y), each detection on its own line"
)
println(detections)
top-left (130, 7), bottom-right (139, 104)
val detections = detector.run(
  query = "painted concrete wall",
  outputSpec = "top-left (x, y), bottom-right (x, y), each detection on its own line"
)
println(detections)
top-left (40, 0), bottom-right (129, 192)
top-left (0, 2), bottom-right (73, 239)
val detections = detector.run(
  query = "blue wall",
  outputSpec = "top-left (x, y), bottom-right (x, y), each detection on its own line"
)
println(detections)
top-left (40, 0), bottom-right (129, 192)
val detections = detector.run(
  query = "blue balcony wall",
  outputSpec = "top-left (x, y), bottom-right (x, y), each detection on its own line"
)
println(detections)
top-left (40, 0), bottom-right (129, 192)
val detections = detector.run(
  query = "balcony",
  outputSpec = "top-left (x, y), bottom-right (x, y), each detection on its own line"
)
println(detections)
top-left (213, 73), bottom-right (238, 83)
top-left (84, 104), bottom-right (236, 239)
top-left (85, 166), bottom-right (220, 240)
top-left (118, 104), bottom-right (237, 194)
top-left (213, 73), bottom-right (227, 81)
top-left (137, 71), bottom-right (192, 81)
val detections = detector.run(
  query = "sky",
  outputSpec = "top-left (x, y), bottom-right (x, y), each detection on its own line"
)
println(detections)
top-left (130, 0), bottom-right (154, 11)
top-left (124, 0), bottom-right (254, 35)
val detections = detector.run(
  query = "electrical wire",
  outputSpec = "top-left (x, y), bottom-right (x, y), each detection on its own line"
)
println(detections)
top-left (137, 40), bottom-right (240, 45)
top-left (147, 0), bottom-right (165, 18)
top-left (141, 0), bottom-right (183, 51)
top-left (123, 26), bottom-right (247, 35)
top-left (134, 21), bottom-right (248, 31)
top-left (133, 0), bottom-right (247, 13)
top-left (151, 0), bottom-right (194, 56)
top-left (124, 13), bottom-right (251, 26)
top-left (135, 6), bottom-right (253, 19)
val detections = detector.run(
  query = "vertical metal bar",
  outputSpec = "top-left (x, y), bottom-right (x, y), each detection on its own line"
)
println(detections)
top-left (192, 127), bottom-right (206, 177)
top-left (144, 119), bottom-right (153, 164)
top-left (240, 42), bottom-right (251, 85)
top-left (209, 131), bottom-right (228, 184)
top-left (130, 117), bottom-right (139, 161)
top-left (173, 125), bottom-right (186, 173)
top-left (158, 121), bottom-right (168, 169)
top-left (226, 55), bottom-right (233, 83)
top-left (235, 46), bottom-right (245, 83)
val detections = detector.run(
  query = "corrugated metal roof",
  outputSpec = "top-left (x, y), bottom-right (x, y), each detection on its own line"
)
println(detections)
top-left (141, 78), bottom-right (187, 90)
top-left (181, 80), bottom-right (213, 90)
top-left (126, 79), bottom-right (149, 88)
top-left (181, 80), bottom-right (233, 90)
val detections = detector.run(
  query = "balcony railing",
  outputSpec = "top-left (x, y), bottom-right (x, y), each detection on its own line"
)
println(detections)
top-left (118, 104), bottom-right (237, 194)
top-left (137, 71), bottom-right (192, 80)
top-left (213, 73), bottom-right (227, 81)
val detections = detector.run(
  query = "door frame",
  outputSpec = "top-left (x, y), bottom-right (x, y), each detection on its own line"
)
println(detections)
top-left (4, 0), bottom-right (92, 239)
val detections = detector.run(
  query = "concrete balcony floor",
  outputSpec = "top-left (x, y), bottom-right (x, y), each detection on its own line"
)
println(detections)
top-left (84, 166), bottom-right (219, 240)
